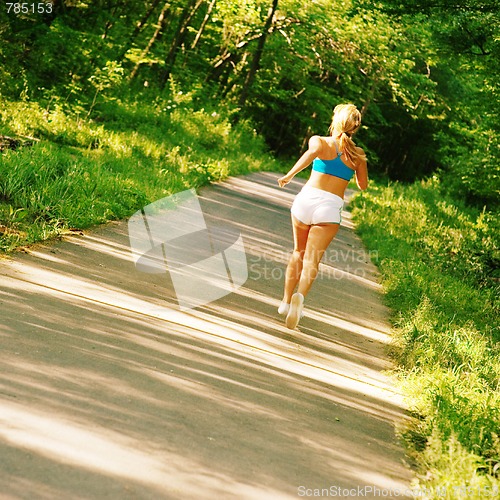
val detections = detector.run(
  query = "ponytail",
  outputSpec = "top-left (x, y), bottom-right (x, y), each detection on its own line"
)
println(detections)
top-left (329, 104), bottom-right (366, 166)
top-left (338, 131), bottom-right (365, 166)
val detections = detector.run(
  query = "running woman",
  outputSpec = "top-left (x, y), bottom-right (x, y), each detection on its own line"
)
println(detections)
top-left (277, 104), bottom-right (368, 329)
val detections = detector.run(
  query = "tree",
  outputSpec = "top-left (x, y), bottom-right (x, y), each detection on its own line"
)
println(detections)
top-left (238, 0), bottom-right (279, 108)
top-left (160, 0), bottom-right (205, 87)
top-left (129, 1), bottom-right (171, 81)
top-left (191, 0), bottom-right (217, 50)
top-left (372, 0), bottom-right (500, 204)
top-left (118, 0), bottom-right (163, 60)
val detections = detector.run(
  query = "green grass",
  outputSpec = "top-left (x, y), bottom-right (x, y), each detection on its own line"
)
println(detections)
top-left (0, 91), bottom-right (281, 251)
top-left (350, 178), bottom-right (500, 497)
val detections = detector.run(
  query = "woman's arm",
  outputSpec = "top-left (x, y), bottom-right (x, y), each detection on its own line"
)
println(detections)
top-left (277, 136), bottom-right (323, 188)
top-left (354, 148), bottom-right (368, 190)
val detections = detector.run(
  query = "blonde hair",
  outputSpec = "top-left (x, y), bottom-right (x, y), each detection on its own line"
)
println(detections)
top-left (328, 104), bottom-right (366, 165)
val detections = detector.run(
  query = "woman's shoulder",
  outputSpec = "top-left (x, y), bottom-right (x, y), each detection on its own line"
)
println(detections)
top-left (308, 135), bottom-right (325, 153)
top-left (309, 134), bottom-right (328, 145)
top-left (310, 135), bottom-right (338, 149)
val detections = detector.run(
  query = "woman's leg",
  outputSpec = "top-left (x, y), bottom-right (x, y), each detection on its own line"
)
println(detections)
top-left (282, 215), bottom-right (310, 304)
top-left (285, 223), bottom-right (339, 328)
top-left (297, 223), bottom-right (339, 297)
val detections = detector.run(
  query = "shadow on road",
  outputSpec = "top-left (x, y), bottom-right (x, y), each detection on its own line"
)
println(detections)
top-left (0, 173), bottom-right (413, 499)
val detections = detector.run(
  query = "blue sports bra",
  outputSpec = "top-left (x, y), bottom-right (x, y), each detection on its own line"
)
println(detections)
top-left (312, 145), bottom-right (355, 181)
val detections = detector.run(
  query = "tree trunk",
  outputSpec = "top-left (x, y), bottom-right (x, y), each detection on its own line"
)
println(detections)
top-left (238, 0), bottom-right (279, 108)
top-left (129, 1), bottom-right (171, 81)
top-left (160, 0), bottom-right (204, 87)
top-left (102, 4), bottom-right (121, 40)
top-left (191, 0), bottom-right (216, 50)
top-left (119, 0), bottom-right (163, 60)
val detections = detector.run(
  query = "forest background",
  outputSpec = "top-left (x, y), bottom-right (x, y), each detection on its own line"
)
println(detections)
top-left (1, 0), bottom-right (499, 496)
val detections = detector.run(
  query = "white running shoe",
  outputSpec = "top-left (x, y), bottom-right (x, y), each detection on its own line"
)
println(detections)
top-left (278, 301), bottom-right (290, 315)
top-left (286, 293), bottom-right (304, 329)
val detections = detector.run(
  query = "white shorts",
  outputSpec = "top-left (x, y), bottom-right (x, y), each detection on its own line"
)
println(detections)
top-left (291, 185), bottom-right (344, 225)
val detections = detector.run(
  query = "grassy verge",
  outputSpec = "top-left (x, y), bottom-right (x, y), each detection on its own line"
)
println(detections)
top-left (0, 91), bottom-right (281, 252)
top-left (350, 178), bottom-right (500, 498)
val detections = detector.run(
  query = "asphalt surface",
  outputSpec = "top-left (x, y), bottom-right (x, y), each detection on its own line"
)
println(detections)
top-left (0, 172), bottom-right (413, 499)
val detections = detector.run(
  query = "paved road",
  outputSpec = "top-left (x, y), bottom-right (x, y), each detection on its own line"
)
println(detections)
top-left (0, 173), bottom-right (413, 499)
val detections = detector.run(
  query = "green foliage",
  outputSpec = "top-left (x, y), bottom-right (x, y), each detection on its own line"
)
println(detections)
top-left (350, 180), bottom-right (500, 494)
top-left (0, 94), bottom-right (279, 251)
top-left (1, 0), bottom-right (498, 207)
top-left (372, 0), bottom-right (500, 207)
top-left (88, 61), bottom-right (124, 97)
top-left (416, 430), bottom-right (499, 499)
